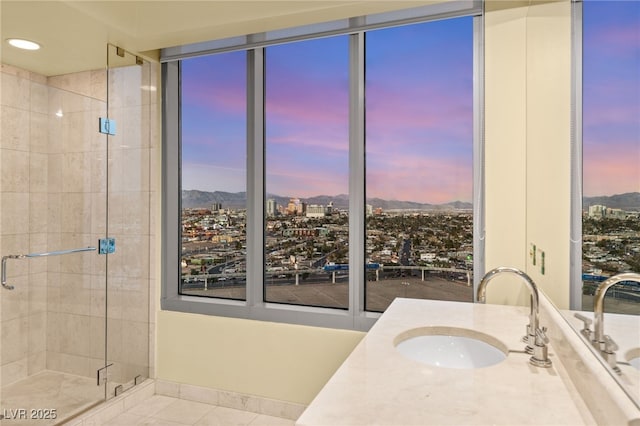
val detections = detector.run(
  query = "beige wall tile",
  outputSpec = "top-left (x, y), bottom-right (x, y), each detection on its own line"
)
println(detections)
top-left (155, 380), bottom-right (181, 398)
top-left (180, 383), bottom-right (220, 405)
top-left (1, 192), bottom-right (30, 234)
top-left (30, 111), bottom-right (49, 154)
top-left (48, 71), bottom-right (92, 100)
top-left (30, 195), bottom-right (49, 234)
top-left (46, 351), bottom-right (91, 378)
top-left (27, 350), bottom-right (46, 375)
top-left (28, 271), bottom-right (48, 313)
top-left (58, 273), bottom-right (92, 316)
top-left (1, 106), bottom-right (30, 151)
top-left (30, 151), bottom-right (48, 193)
top-left (1, 72), bottom-right (30, 109)
top-left (28, 311), bottom-right (47, 353)
top-left (1, 149), bottom-right (30, 192)
top-left (1, 317), bottom-right (29, 364)
top-left (1, 358), bottom-right (27, 386)
top-left (1, 276), bottom-right (28, 321)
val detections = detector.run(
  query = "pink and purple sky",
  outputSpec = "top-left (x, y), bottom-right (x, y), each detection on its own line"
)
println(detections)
top-left (583, 0), bottom-right (639, 197)
top-left (181, 1), bottom-right (638, 204)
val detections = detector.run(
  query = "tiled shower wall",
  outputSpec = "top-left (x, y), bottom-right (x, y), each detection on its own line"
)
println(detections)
top-left (1, 64), bottom-right (51, 386)
top-left (0, 61), bottom-right (156, 388)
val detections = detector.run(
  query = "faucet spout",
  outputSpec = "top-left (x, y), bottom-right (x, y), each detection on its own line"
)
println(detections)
top-left (477, 266), bottom-right (540, 337)
top-left (593, 272), bottom-right (640, 345)
top-left (477, 266), bottom-right (551, 367)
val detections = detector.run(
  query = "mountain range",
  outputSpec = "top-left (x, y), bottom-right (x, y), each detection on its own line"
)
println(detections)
top-left (183, 190), bottom-right (640, 212)
top-left (583, 192), bottom-right (640, 211)
top-left (182, 190), bottom-right (473, 211)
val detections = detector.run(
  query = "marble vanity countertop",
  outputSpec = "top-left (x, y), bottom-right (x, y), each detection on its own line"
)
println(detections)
top-left (297, 298), bottom-right (594, 426)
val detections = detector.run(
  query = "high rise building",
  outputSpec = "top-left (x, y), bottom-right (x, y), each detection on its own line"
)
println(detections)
top-left (287, 198), bottom-right (300, 215)
top-left (267, 199), bottom-right (278, 217)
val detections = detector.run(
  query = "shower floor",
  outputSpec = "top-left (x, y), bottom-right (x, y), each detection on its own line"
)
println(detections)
top-left (1, 371), bottom-right (105, 426)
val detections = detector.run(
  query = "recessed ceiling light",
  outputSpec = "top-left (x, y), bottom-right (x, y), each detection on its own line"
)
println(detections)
top-left (6, 38), bottom-right (41, 50)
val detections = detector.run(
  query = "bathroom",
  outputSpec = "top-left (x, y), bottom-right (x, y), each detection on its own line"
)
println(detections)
top-left (1, 0), bottom-right (639, 424)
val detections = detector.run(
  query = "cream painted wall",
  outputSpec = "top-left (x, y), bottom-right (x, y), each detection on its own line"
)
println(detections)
top-left (484, 0), bottom-right (572, 308)
top-left (484, 4), bottom-right (529, 305)
top-left (157, 311), bottom-right (363, 405)
top-left (523, 0), bottom-right (572, 309)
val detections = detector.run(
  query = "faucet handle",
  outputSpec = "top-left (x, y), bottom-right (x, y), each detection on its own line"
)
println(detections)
top-left (530, 327), bottom-right (552, 368)
top-left (535, 326), bottom-right (549, 345)
top-left (574, 313), bottom-right (593, 338)
top-left (603, 335), bottom-right (619, 353)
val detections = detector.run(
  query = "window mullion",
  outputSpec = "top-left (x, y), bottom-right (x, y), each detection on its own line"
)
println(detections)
top-left (247, 48), bottom-right (266, 307)
top-left (473, 14), bottom-right (486, 299)
top-left (569, 0), bottom-right (582, 310)
top-left (161, 60), bottom-right (181, 307)
top-left (349, 32), bottom-right (366, 325)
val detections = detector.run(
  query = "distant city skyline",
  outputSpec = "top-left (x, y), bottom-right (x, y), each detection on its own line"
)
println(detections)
top-left (181, 1), bottom-right (638, 202)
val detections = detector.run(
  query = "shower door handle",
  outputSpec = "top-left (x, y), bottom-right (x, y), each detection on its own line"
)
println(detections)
top-left (1, 246), bottom-right (97, 290)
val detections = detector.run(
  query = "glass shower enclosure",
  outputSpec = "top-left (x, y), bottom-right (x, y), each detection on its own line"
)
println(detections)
top-left (0, 44), bottom-right (153, 424)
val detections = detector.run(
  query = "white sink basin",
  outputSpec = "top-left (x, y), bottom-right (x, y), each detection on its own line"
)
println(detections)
top-left (394, 326), bottom-right (508, 369)
top-left (625, 348), bottom-right (640, 371)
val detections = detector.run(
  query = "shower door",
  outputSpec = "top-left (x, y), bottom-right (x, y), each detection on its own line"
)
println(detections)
top-left (0, 55), bottom-right (110, 422)
top-left (104, 44), bottom-right (152, 399)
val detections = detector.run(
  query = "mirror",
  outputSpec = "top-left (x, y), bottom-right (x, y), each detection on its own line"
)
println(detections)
top-left (569, 0), bottom-right (640, 407)
top-left (562, 304), bottom-right (640, 406)
top-left (524, 0), bottom-right (639, 410)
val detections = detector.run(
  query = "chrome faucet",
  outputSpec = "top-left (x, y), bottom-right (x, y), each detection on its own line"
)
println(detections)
top-left (591, 272), bottom-right (640, 373)
top-left (477, 266), bottom-right (552, 368)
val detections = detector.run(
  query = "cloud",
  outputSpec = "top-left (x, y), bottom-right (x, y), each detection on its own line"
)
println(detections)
top-left (366, 151), bottom-right (472, 204)
top-left (182, 83), bottom-right (246, 115)
top-left (583, 141), bottom-right (640, 196)
top-left (585, 24), bottom-right (639, 56)
top-left (182, 162), bottom-right (246, 193)
top-left (266, 81), bottom-right (349, 128)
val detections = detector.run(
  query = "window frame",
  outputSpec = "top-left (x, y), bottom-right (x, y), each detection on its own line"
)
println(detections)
top-left (161, 2), bottom-right (485, 331)
top-left (570, 0), bottom-right (583, 310)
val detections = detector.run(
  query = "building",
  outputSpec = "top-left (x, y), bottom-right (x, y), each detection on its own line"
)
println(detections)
top-left (267, 198), bottom-right (278, 217)
top-left (286, 198), bottom-right (300, 215)
top-left (306, 204), bottom-right (326, 218)
top-left (366, 204), bottom-right (374, 216)
top-left (589, 204), bottom-right (629, 220)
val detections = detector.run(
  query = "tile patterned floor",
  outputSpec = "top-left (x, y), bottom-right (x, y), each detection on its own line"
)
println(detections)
top-left (103, 395), bottom-right (296, 426)
top-left (2, 373), bottom-right (296, 425)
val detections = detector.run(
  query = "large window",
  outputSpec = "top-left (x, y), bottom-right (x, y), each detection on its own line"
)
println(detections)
top-left (162, 3), bottom-right (482, 330)
top-left (180, 51), bottom-right (247, 300)
top-left (579, 0), bottom-right (640, 313)
top-left (365, 18), bottom-right (474, 312)
top-left (265, 36), bottom-right (350, 309)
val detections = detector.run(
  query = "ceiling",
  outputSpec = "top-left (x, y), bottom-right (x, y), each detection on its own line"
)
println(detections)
top-left (1, 1), bottom-right (438, 76)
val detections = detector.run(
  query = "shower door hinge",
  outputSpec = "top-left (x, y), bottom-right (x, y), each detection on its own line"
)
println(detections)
top-left (99, 117), bottom-right (116, 135)
top-left (99, 238), bottom-right (116, 254)
top-left (97, 363), bottom-right (114, 385)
